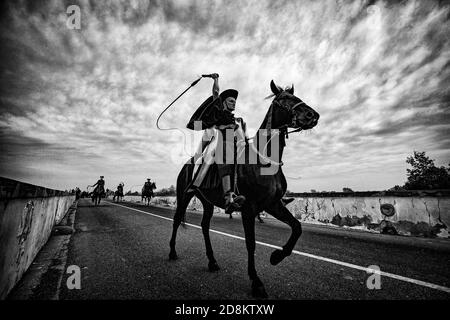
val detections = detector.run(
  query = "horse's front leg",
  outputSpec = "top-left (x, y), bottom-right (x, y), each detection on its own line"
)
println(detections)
top-left (200, 201), bottom-right (220, 271)
top-left (265, 201), bottom-right (302, 265)
top-left (241, 209), bottom-right (268, 298)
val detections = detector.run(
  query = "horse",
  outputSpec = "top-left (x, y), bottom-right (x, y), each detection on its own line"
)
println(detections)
top-left (142, 182), bottom-right (156, 205)
top-left (113, 184), bottom-right (125, 202)
top-left (169, 80), bottom-right (319, 298)
top-left (91, 185), bottom-right (104, 206)
top-left (113, 190), bottom-right (124, 202)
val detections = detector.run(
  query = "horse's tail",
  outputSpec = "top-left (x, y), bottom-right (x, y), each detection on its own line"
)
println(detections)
top-left (175, 161), bottom-right (195, 228)
top-left (177, 189), bottom-right (187, 228)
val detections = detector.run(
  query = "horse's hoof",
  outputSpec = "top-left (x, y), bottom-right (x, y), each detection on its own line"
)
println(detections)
top-left (252, 284), bottom-right (268, 299)
top-left (208, 261), bottom-right (220, 272)
top-left (169, 251), bottom-right (178, 260)
top-left (270, 249), bottom-right (287, 265)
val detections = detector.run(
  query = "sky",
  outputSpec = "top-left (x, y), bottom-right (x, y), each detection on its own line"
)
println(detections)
top-left (0, 0), bottom-right (449, 193)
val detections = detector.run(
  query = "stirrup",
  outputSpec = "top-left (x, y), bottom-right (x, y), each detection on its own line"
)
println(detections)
top-left (224, 192), bottom-right (246, 214)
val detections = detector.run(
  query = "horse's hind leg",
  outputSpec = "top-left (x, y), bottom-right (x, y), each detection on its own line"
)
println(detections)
top-left (169, 193), bottom-right (192, 260)
top-left (200, 201), bottom-right (220, 272)
top-left (265, 201), bottom-right (302, 265)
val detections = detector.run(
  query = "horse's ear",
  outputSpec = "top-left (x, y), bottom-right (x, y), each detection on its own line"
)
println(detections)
top-left (270, 80), bottom-right (281, 95)
top-left (287, 84), bottom-right (294, 95)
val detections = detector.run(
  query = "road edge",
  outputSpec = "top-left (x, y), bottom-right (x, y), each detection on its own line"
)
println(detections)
top-left (7, 201), bottom-right (78, 300)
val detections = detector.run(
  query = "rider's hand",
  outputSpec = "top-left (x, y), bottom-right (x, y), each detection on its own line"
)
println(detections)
top-left (211, 73), bottom-right (219, 79)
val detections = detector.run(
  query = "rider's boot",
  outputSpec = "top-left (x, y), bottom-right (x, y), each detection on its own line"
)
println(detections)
top-left (222, 175), bottom-right (245, 214)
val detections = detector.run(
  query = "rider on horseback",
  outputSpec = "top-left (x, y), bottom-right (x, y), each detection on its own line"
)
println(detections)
top-left (143, 178), bottom-right (156, 195)
top-left (186, 73), bottom-right (246, 214)
top-left (117, 183), bottom-right (124, 196)
top-left (92, 176), bottom-right (106, 197)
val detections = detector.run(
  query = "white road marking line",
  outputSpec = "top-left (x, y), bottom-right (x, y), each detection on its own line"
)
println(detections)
top-left (108, 201), bottom-right (450, 294)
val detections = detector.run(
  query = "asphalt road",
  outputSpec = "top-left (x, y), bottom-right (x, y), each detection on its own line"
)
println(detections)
top-left (59, 199), bottom-right (450, 300)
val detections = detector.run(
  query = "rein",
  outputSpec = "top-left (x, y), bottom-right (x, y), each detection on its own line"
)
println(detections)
top-left (247, 96), bottom-right (305, 166)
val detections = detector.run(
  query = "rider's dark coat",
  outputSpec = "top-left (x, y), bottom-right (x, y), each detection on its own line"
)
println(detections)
top-left (187, 93), bottom-right (244, 181)
top-left (142, 182), bottom-right (156, 197)
top-left (186, 96), bottom-right (235, 131)
top-left (93, 179), bottom-right (105, 195)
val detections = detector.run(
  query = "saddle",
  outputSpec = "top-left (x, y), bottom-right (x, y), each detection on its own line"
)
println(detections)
top-left (189, 162), bottom-right (222, 190)
top-left (187, 118), bottom-right (247, 193)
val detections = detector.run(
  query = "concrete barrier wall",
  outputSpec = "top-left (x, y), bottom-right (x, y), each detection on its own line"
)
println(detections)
top-left (0, 177), bottom-right (75, 299)
top-left (284, 194), bottom-right (449, 237)
top-left (123, 190), bottom-right (449, 238)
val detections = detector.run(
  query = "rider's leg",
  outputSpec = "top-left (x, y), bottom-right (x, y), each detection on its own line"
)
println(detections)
top-left (218, 165), bottom-right (245, 214)
top-left (216, 130), bottom-right (245, 214)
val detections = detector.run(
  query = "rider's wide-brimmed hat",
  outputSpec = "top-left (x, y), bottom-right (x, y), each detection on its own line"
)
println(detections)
top-left (219, 89), bottom-right (238, 101)
top-left (100, 176), bottom-right (104, 178)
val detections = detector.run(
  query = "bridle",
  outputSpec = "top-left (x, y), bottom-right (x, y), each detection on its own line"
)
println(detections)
top-left (246, 95), bottom-right (307, 166)
top-left (268, 95), bottom-right (306, 138)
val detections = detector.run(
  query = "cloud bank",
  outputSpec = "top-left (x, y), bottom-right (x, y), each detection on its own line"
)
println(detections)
top-left (0, 0), bottom-right (449, 192)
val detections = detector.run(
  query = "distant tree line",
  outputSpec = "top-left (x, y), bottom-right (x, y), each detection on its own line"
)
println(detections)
top-left (154, 185), bottom-right (176, 197)
top-left (126, 191), bottom-right (140, 196)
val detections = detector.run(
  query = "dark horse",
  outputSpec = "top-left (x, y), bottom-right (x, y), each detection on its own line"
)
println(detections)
top-left (169, 80), bottom-right (319, 298)
top-left (91, 186), bottom-right (104, 206)
top-left (113, 184), bottom-right (124, 202)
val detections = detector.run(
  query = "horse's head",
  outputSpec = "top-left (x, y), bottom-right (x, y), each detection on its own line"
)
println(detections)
top-left (267, 80), bottom-right (319, 131)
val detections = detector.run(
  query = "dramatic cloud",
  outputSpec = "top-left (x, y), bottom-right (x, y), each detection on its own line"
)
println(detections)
top-left (0, 0), bottom-right (449, 192)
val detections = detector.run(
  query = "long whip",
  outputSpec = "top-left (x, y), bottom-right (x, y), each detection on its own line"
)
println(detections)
top-left (156, 75), bottom-right (217, 157)
top-left (156, 77), bottom-right (203, 131)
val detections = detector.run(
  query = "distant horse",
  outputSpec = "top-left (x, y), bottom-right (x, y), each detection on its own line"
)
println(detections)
top-left (113, 183), bottom-right (124, 202)
top-left (142, 182), bottom-right (156, 205)
top-left (91, 185), bottom-right (104, 206)
top-left (169, 80), bottom-right (319, 298)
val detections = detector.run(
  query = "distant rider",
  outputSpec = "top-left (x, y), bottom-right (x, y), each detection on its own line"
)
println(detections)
top-left (91, 176), bottom-right (106, 197)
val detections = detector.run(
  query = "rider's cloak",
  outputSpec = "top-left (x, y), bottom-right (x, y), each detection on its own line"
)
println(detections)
top-left (186, 89), bottom-right (238, 131)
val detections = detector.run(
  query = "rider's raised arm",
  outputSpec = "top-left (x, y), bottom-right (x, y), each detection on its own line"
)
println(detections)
top-left (212, 73), bottom-right (219, 98)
